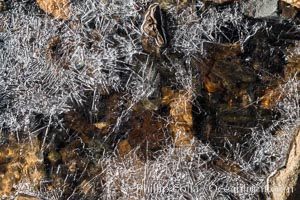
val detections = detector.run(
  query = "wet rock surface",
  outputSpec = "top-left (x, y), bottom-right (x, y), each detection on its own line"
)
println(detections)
top-left (0, 0), bottom-right (300, 199)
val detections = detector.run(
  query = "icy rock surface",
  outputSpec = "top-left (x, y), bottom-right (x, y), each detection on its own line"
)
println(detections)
top-left (242, 0), bottom-right (278, 18)
top-left (0, 0), bottom-right (300, 199)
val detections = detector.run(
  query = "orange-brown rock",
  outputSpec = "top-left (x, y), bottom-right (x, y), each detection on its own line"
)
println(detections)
top-left (279, 1), bottom-right (298, 18)
top-left (162, 87), bottom-right (194, 147)
top-left (0, 136), bottom-right (45, 196)
top-left (127, 110), bottom-right (167, 157)
top-left (78, 179), bottom-right (94, 195)
top-left (94, 122), bottom-right (108, 130)
top-left (282, 0), bottom-right (300, 8)
top-left (197, 43), bottom-right (255, 94)
top-left (269, 128), bottom-right (300, 200)
top-left (65, 111), bottom-right (98, 143)
top-left (118, 139), bottom-right (132, 156)
top-left (284, 42), bottom-right (300, 80)
top-left (161, 87), bottom-right (176, 105)
top-left (260, 88), bottom-right (282, 109)
top-left (141, 32), bottom-right (162, 55)
top-left (59, 140), bottom-right (88, 173)
top-left (94, 93), bottom-right (123, 135)
top-left (203, 75), bottom-right (223, 93)
top-left (36, 0), bottom-right (70, 20)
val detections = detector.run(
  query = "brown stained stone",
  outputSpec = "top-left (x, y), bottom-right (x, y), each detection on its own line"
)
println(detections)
top-left (238, 89), bottom-right (251, 108)
top-left (203, 74), bottom-right (223, 93)
top-left (162, 87), bottom-right (194, 147)
top-left (16, 138), bottom-right (45, 185)
top-left (141, 28), bottom-right (161, 55)
top-left (0, 137), bottom-right (45, 196)
top-left (260, 88), bottom-right (282, 109)
top-left (269, 128), bottom-right (300, 200)
top-left (161, 87), bottom-right (176, 105)
top-left (177, 0), bottom-right (192, 7)
top-left (127, 110), bottom-right (167, 156)
top-left (204, 42), bottom-right (241, 62)
top-left (198, 43), bottom-right (241, 79)
top-left (94, 122), bottom-right (108, 130)
top-left (197, 43), bottom-right (256, 94)
top-left (176, 0), bottom-right (195, 11)
top-left (65, 111), bottom-right (98, 143)
top-left (0, 161), bottom-right (21, 195)
top-left (93, 93), bottom-right (123, 135)
top-left (104, 94), bottom-right (122, 124)
top-left (279, 1), bottom-right (299, 18)
top-left (254, 41), bottom-right (300, 110)
top-left (193, 42), bottom-right (284, 148)
top-left (36, 0), bottom-right (70, 20)
top-left (141, 3), bottom-right (167, 56)
top-left (118, 139), bottom-right (132, 156)
top-left (77, 167), bottom-right (103, 196)
top-left (282, 0), bottom-right (300, 8)
top-left (59, 140), bottom-right (89, 173)
top-left (132, 99), bottom-right (159, 111)
top-left (78, 179), bottom-right (94, 195)
top-left (284, 42), bottom-right (300, 80)
top-left (256, 42), bottom-right (300, 111)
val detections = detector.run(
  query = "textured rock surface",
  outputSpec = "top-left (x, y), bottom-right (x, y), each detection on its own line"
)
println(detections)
top-left (241, 0), bottom-right (278, 18)
top-left (269, 128), bottom-right (300, 200)
top-left (282, 0), bottom-right (300, 8)
top-left (0, 137), bottom-right (44, 196)
top-left (279, 1), bottom-right (299, 18)
top-left (162, 88), bottom-right (194, 146)
top-left (36, 0), bottom-right (70, 19)
top-left (1, 0), bottom-right (300, 199)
